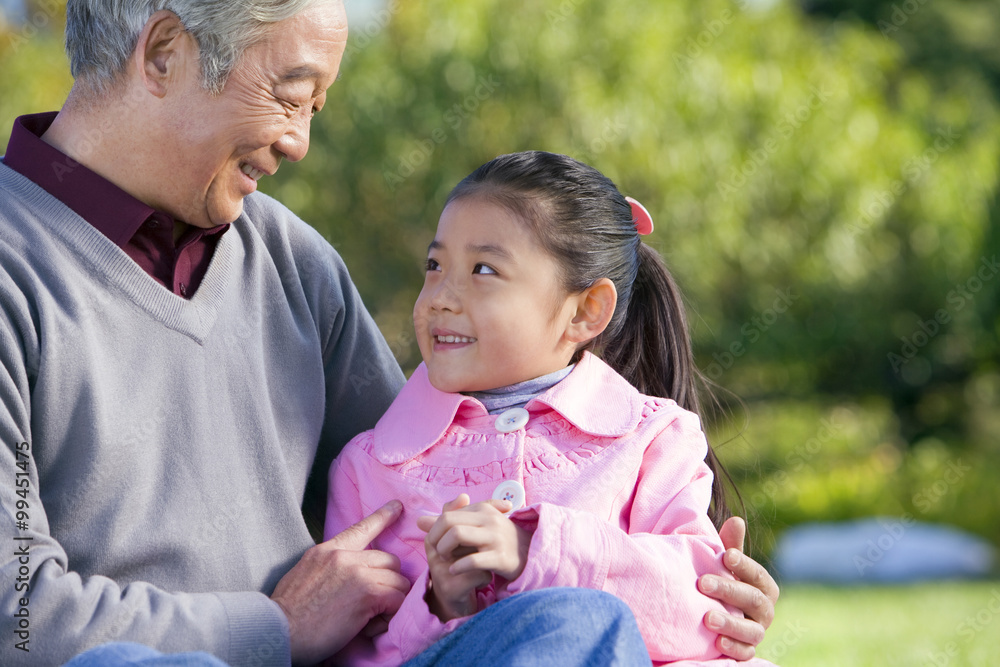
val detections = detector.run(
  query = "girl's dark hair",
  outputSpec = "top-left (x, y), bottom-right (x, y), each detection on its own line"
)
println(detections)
top-left (447, 151), bottom-right (741, 528)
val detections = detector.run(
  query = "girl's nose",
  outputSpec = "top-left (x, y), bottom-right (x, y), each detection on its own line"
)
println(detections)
top-left (429, 280), bottom-right (462, 312)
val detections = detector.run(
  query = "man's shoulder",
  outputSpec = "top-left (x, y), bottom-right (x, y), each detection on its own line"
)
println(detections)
top-left (236, 191), bottom-right (363, 312)
top-left (240, 191), bottom-right (324, 245)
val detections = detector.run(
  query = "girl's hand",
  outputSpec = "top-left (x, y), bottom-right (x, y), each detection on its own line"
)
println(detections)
top-left (417, 494), bottom-right (532, 621)
top-left (698, 516), bottom-right (780, 660)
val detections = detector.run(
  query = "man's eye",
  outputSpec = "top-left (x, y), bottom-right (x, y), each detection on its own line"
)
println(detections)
top-left (279, 98), bottom-right (307, 114)
top-left (425, 258), bottom-right (440, 271)
top-left (473, 264), bottom-right (497, 275)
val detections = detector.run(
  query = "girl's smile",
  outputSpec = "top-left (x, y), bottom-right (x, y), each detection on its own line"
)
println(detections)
top-left (432, 328), bottom-right (478, 348)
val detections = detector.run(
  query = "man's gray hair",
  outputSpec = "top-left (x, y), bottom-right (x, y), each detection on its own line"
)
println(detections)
top-left (66, 0), bottom-right (326, 96)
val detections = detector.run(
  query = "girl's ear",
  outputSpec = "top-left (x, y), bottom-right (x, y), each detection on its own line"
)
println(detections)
top-left (564, 278), bottom-right (617, 344)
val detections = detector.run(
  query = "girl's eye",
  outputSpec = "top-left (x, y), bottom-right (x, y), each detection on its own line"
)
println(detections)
top-left (425, 258), bottom-right (441, 272)
top-left (473, 263), bottom-right (497, 275)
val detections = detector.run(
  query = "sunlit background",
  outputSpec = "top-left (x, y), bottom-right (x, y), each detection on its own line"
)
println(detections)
top-left (2, 1), bottom-right (999, 664)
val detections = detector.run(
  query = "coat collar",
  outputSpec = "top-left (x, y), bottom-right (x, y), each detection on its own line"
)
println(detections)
top-left (372, 351), bottom-right (645, 464)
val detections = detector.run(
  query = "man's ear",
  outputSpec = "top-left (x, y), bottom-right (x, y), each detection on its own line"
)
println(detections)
top-left (564, 278), bottom-right (617, 345)
top-left (133, 10), bottom-right (193, 98)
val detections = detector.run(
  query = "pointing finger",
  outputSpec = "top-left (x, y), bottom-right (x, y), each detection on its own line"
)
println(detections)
top-left (327, 500), bottom-right (402, 551)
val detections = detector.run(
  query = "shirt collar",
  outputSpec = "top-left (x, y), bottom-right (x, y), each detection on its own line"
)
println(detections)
top-left (372, 351), bottom-right (645, 464)
top-left (2, 112), bottom-right (205, 247)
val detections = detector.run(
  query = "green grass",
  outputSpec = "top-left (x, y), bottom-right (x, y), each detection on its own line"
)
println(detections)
top-left (755, 581), bottom-right (1000, 666)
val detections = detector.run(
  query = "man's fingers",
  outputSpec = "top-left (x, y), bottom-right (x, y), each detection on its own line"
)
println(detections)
top-left (365, 556), bottom-right (410, 595)
top-left (705, 609), bottom-right (766, 648)
top-left (718, 515), bottom-right (746, 553)
top-left (270, 542), bottom-right (410, 664)
top-left (373, 572), bottom-right (410, 609)
top-left (699, 574), bottom-right (775, 628)
top-left (723, 548), bottom-right (780, 606)
top-left (715, 635), bottom-right (757, 662)
top-left (356, 547), bottom-right (403, 571)
top-left (362, 615), bottom-right (390, 638)
top-left (328, 500), bottom-right (403, 551)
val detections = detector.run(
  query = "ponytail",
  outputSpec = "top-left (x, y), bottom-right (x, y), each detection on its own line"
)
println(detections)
top-left (600, 244), bottom-right (742, 530)
top-left (601, 244), bottom-right (696, 411)
top-left (446, 151), bottom-right (742, 530)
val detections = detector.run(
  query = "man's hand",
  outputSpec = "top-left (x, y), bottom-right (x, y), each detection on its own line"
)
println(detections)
top-left (271, 501), bottom-right (411, 665)
top-left (699, 516), bottom-right (780, 661)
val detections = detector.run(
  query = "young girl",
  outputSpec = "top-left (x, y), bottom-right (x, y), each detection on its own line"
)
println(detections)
top-left (325, 151), bottom-right (776, 666)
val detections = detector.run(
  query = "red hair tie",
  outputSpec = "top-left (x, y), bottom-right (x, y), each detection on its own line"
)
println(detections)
top-left (626, 197), bottom-right (654, 236)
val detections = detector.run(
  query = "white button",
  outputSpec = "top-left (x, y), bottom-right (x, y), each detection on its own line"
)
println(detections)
top-left (494, 407), bottom-right (529, 433)
top-left (492, 480), bottom-right (526, 512)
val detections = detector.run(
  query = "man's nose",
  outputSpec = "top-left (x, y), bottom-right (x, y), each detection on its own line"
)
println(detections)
top-left (273, 112), bottom-right (311, 163)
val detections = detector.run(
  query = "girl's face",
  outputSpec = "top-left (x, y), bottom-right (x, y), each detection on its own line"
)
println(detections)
top-left (414, 196), bottom-right (582, 393)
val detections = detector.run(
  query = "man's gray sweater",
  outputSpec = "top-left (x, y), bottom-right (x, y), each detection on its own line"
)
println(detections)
top-left (0, 163), bottom-right (405, 666)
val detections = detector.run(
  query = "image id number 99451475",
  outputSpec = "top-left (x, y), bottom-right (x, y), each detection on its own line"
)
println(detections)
top-left (12, 440), bottom-right (32, 653)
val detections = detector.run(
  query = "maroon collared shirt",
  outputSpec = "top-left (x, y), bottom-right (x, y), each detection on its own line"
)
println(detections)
top-left (2, 112), bottom-right (228, 299)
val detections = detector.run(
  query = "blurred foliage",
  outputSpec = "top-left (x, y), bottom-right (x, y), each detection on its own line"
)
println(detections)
top-left (1, 0), bottom-right (998, 559)
top-left (0, 1), bottom-right (72, 131)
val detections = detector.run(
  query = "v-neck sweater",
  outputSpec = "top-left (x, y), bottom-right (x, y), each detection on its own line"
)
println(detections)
top-left (0, 162), bottom-right (405, 666)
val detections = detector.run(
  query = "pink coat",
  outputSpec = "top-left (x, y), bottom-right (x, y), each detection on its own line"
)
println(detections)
top-left (326, 352), bottom-right (775, 666)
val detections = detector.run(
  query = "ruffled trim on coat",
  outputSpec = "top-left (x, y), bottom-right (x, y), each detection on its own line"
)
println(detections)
top-left (362, 398), bottom-right (668, 485)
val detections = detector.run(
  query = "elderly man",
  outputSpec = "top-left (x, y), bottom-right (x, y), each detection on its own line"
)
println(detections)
top-left (0, 1), bottom-right (778, 665)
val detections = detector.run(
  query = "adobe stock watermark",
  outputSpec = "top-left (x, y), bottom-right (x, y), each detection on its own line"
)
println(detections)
top-left (46, 83), bottom-right (151, 183)
top-left (887, 255), bottom-right (999, 373)
top-left (348, 327), bottom-right (415, 395)
top-left (672, 1), bottom-right (752, 72)
top-left (716, 86), bottom-right (831, 200)
top-left (912, 458), bottom-right (969, 513)
top-left (855, 456), bottom-right (974, 577)
top-left (762, 620), bottom-right (806, 663)
top-left (577, 117), bottom-right (627, 163)
top-left (850, 127), bottom-right (959, 236)
top-left (343, 0), bottom-right (400, 61)
top-left (853, 514), bottom-right (916, 575)
top-left (748, 414), bottom-right (844, 510)
top-left (878, 0), bottom-right (931, 38)
top-left (382, 74), bottom-right (502, 191)
top-left (6, 0), bottom-right (61, 52)
top-left (704, 288), bottom-right (798, 379)
top-left (546, 0), bottom-right (586, 27)
top-left (925, 588), bottom-right (1000, 666)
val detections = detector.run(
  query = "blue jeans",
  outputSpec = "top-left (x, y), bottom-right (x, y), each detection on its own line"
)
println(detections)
top-left (62, 641), bottom-right (230, 666)
top-left (402, 587), bottom-right (651, 667)
top-left (63, 588), bottom-right (650, 666)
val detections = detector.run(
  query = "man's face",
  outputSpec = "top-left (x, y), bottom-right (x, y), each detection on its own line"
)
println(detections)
top-left (156, 1), bottom-right (347, 228)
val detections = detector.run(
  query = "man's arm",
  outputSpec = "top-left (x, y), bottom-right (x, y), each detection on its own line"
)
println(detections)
top-left (270, 197), bottom-right (407, 536)
top-left (0, 316), bottom-right (288, 666)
